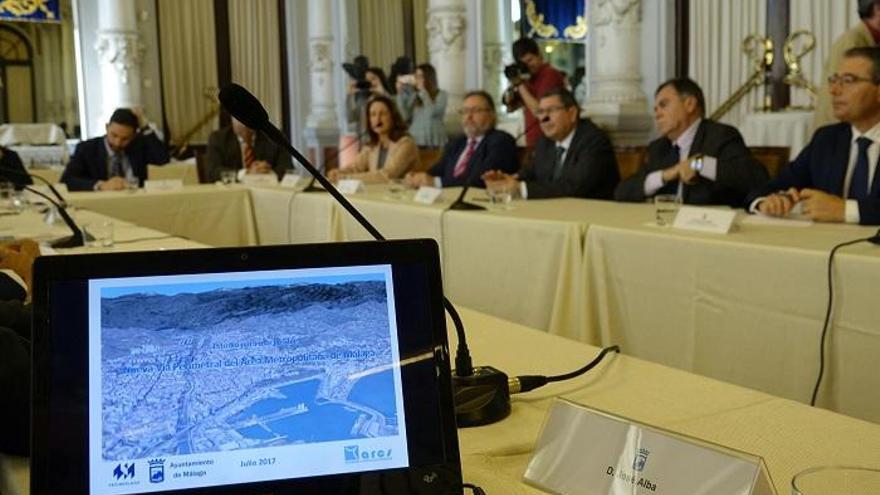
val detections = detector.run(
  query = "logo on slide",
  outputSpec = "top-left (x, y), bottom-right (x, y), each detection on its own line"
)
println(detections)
top-left (149, 458), bottom-right (165, 483)
top-left (112, 462), bottom-right (136, 480)
top-left (344, 445), bottom-right (392, 463)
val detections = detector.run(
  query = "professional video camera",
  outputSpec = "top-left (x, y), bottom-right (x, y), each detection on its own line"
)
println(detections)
top-left (502, 62), bottom-right (529, 111)
top-left (389, 56), bottom-right (414, 89)
top-left (342, 55), bottom-right (372, 92)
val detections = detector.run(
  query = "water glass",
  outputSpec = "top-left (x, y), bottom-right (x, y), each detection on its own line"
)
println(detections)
top-left (654, 194), bottom-right (681, 226)
top-left (486, 181), bottom-right (513, 208)
top-left (0, 181), bottom-right (13, 209)
top-left (220, 169), bottom-right (237, 185)
top-left (792, 466), bottom-right (880, 494)
top-left (387, 179), bottom-right (407, 200)
top-left (84, 221), bottom-right (115, 248)
top-left (126, 176), bottom-right (140, 192)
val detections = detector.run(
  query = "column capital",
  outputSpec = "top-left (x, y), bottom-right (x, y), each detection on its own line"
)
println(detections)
top-left (594, 0), bottom-right (641, 27)
top-left (95, 31), bottom-right (143, 85)
top-left (427, 6), bottom-right (467, 54)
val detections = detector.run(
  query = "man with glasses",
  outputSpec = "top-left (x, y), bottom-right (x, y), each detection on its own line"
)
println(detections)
top-left (813, 0), bottom-right (880, 129)
top-left (615, 77), bottom-right (767, 206)
top-left (748, 47), bottom-right (880, 224)
top-left (404, 90), bottom-right (517, 188)
top-left (482, 87), bottom-right (618, 199)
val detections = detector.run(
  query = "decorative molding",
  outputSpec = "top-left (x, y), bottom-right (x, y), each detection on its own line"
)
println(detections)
top-left (94, 30), bottom-right (143, 84)
top-left (594, 0), bottom-right (640, 27)
top-left (308, 36), bottom-right (333, 73)
top-left (564, 15), bottom-right (588, 40)
top-left (426, 11), bottom-right (466, 54)
top-left (524, 0), bottom-right (558, 38)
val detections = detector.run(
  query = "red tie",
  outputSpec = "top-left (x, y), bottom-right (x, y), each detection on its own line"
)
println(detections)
top-left (243, 140), bottom-right (255, 170)
top-left (453, 138), bottom-right (477, 178)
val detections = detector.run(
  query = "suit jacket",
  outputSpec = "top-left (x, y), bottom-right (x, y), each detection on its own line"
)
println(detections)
top-left (61, 133), bottom-right (170, 191)
top-left (0, 287), bottom-right (30, 456)
top-left (615, 119), bottom-right (768, 207)
top-left (814, 22), bottom-right (875, 130)
top-left (430, 128), bottom-right (518, 188)
top-left (0, 147), bottom-right (32, 187)
top-left (522, 118), bottom-right (619, 199)
top-left (205, 126), bottom-right (292, 182)
top-left (746, 123), bottom-right (880, 225)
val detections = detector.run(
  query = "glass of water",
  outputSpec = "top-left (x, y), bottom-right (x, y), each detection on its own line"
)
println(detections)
top-left (84, 220), bottom-right (115, 248)
top-left (792, 466), bottom-right (880, 495)
top-left (654, 194), bottom-right (681, 226)
top-left (220, 169), bottom-right (237, 185)
top-left (486, 181), bottom-right (513, 209)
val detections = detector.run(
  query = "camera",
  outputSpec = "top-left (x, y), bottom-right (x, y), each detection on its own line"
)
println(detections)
top-left (342, 55), bottom-right (372, 91)
top-left (398, 74), bottom-right (416, 86)
top-left (503, 62), bottom-right (528, 84)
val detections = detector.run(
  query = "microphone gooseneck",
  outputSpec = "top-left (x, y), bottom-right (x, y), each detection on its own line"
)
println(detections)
top-left (24, 186), bottom-right (88, 248)
top-left (218, 83), bottom-right (514, 426)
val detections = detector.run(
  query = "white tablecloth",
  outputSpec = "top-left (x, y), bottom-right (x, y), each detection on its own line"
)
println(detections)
top-left (741, 110), bottom-right (813, 157)
top-left (0, 124), bottom-right (66, 146)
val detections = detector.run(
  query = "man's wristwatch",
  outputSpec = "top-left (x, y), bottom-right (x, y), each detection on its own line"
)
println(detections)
top-left (689, 154), bottom-right (704, 174)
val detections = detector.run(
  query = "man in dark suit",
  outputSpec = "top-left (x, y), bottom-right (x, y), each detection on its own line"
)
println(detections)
top-left (0, 147), bottom-right (32, 187)
top-left (748, 47), bottom-right (880, 224)
top-left (615, 78), bottom-right (768, 206)
top-left (404, 90), bottom-right (518, 189)
top-left (482, 87), bottom-right (619, 199)
top-left (61, 108), bottom-right (170, 191)
top-left (204, 116), bottom-right (292, 182)
top-left (0, 239), bottom-right (38, 455)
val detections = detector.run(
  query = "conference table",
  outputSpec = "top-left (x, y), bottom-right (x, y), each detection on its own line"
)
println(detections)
top-left (49, 183), bottom-right (880, 424)
top-left (3, 306), bottom-right (880, 494)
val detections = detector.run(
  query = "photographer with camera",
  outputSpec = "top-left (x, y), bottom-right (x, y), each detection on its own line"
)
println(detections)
top-left (344, 56), bottom-right (393, 134)
top-left (502, 37), bottom-right (567, 147)
top-left (396, 63), bottom-right (448, 148)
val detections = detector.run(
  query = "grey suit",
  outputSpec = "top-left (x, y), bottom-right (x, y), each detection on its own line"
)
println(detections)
top-left (521, 118), bottom-right (619, 199)
top-left (204, 126), bottom-right (292, 182)
top-left (614, 119), bottom-right (768, 207)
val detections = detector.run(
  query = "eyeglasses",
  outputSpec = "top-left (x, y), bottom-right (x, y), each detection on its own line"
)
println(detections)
top-left (828, 74), bottom-right (877, 87)
top-left (458, 107), bottom-right (491, 116)
top-left (534, 105), bottom-right (569, 118)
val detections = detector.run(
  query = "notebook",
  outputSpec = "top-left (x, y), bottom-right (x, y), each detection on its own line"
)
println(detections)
top-left (31, 239), bottom-right (461, 494)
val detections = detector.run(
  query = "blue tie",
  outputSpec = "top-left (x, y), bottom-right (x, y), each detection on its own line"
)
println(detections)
top-left (848, 137), bottom-right (872, 200)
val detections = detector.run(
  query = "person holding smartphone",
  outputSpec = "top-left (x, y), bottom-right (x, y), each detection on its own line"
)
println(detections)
top-left (396, 64), bottom-right (448, 148)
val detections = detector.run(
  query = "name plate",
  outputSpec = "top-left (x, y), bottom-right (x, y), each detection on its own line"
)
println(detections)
top-left (413, 186), bottom-right (443, 204)
top-left (337, 179), bottom-right (364, 194)
top-left (672, 206), bottom-right (736, 234)
top-left (143, 179), bottom-right (184, 192)
top-left (524, 399), bottom-right (776, 495)
top-left (240, 173), bottom-right (279, 186)
top-left (280, 173), bottom-right (303, 189)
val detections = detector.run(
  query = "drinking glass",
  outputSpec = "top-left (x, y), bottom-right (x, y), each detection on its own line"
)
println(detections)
top-left (654, 194), bottom-right (681, 226)
top-left (791, 466), bottom-right (880, 495)
top-left (486, 181), bottom-right (513, 209)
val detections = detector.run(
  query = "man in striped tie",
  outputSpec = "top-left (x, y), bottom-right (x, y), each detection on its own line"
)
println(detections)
top-left (204, 116), bottom-right (292, 183)
top-left (404, 90), bottom-right (518, 189)
top-left (748, 46), bottom-right (880, 225)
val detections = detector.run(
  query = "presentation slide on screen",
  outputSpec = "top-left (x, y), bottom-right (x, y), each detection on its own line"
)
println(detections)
top-left (86, 265), bottom-right (409, 494)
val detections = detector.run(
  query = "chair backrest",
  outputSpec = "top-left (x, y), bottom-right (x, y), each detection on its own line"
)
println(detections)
top-left (749, 146), bottom-right (789, 179)
top-left (614, 146), bottom-right (649, 180)
top-left (415, 147), bottom-right (443, 173)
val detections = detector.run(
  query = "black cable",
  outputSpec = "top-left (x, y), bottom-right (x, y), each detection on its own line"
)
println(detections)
top-left (463, 482), bottom-right (487, 495)
top-left (509, 345), bottom-right (620, 394)
top-left (810, 234), bottom-right (879, 406)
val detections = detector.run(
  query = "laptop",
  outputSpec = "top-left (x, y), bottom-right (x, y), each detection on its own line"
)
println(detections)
top-left (31, 240), bottom-right (462, 494)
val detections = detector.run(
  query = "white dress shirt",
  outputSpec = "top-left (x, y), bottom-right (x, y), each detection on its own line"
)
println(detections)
top-left (644, 119), bottom-right (718, 198)
top-left (520, 127), bottom-right (576, 199)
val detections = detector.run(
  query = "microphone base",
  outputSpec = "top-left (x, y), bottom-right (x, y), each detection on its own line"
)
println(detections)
top-left (452, 366), bottom-right (511, 427)
top-left (448, 200), bottom-right (486, 211)
top-left (50, 234), bottom-right (85, 249)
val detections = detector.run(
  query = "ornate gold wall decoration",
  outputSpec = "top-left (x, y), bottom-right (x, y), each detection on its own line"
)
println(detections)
top-left (525, 0), bottom-right (559, 38)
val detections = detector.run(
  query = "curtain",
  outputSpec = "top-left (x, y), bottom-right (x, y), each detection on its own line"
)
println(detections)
top-left (688, 0), bottom-right (765, 129)
top-left (158, 0), bottom-right (218, 145)
top-left (413, 0), bottom-right (429, 64)
top-left (790, 0), bottom-right (860, 108)
top-left (358, 0), bottom-right (406, 72)
top-left (229, 0), bottom-right (283, 126)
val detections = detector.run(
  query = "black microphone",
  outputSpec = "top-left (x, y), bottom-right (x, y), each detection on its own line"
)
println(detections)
top-left (23, 186), bottom-right (90, 248)
top-left (220, 83), bottom-right (510, 427)
top-left (0, 164), bottom-right (68, 207)
top-left (448, 117), bottom-right (542, 211)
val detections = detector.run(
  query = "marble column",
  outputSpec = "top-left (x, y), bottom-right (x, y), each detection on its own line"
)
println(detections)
top-left (584, 0), bottom-right (652, 145)
top-left (481, 0), bottom-right (512, 110)
top-left (95, 0), bottom-right (143, 118)
top-left (427, 0), bottom-right (467, 132)
top-left (304, 0), bottom-right (339, 169)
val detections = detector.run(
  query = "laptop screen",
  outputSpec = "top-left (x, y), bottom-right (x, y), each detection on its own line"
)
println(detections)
top-left (32, 240), bottom-right (461, 495)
